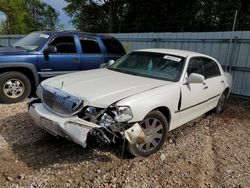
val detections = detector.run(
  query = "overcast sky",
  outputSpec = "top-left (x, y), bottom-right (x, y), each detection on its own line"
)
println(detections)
top-left (0, 0), bottom-right (74, 29)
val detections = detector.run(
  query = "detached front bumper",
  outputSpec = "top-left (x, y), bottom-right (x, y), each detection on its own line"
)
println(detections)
top-left (29, 103), bottom-right (101, 148)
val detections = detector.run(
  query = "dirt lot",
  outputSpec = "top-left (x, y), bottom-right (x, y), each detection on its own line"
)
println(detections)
top-left (0, 97), bottom-right (249, 188)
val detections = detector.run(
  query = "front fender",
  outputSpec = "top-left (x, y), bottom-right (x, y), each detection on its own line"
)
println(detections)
top-left (116, 83), bottom-right (180, 126)
top-left (0, 62), bottom-right (39, 86)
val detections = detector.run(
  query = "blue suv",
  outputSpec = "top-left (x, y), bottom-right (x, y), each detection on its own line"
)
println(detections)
top-left (0, 31), bottom-right (126, 103)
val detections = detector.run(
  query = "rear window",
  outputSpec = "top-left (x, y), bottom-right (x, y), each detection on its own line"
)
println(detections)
top-left (202, 58), bottom-right (221, 78)
top-left (102, 38), bottom-right (125, 54)
top-left (80, 38), bottom-right (101, 54)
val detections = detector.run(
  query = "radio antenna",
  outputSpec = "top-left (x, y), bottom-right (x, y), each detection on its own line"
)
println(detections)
top-left (61, 81), bottom-right (64, 89)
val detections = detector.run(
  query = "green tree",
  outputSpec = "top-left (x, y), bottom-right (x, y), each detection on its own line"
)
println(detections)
top-left (64, 0), bottom-right (250, 33)
top-left (26, 0), bottom-right (58, 31)
top-left (64, 0), bottom-right (127, 32)
top-left (0, 0), bottom-right (58, 34)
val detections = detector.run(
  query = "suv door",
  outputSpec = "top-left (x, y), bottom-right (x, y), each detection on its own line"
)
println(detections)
top-left (79, 37), bottom-right (105, 69)
top-left (38, 35), bottom-right (81, 78)
top-left (201, 57), bottom-right (224, 108)
top-left (178, 57), bottom-right (208, 127)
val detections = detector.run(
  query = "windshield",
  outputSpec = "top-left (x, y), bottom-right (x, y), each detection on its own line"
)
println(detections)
top-left (109, 52), bottom-right (185, 81)
top-left (12, 32), bottom-right (50, 50)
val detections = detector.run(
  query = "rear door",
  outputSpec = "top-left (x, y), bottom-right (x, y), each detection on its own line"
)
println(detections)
top-left (38, 35), bottom-right (81, 78)
top-left (79, 36), bottom-right (105, 70)
top-left (201, 57), bottom-right (225, 108)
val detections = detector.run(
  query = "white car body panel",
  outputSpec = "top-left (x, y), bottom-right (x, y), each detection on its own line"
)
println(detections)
top-left (41, 69), bottom-right (169, 108)
top-left (29, 48), bottom-right (233, 148)
top-left (116, 83), bottom-right (181, 130)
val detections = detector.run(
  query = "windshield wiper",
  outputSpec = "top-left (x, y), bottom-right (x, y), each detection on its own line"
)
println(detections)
top-left (110, 68), bottom-right (139, 76)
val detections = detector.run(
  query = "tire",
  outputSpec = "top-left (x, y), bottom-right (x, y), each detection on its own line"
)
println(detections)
top-left (127, 110), bottom-right (168, 157)
top-left (215, 92), bottom-right (226, 115)
top-left (0, 71), bottom-right (31, 104)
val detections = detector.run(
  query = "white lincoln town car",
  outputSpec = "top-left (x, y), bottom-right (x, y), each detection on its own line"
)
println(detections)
top-left (29, 49), bottom-right (233, 157)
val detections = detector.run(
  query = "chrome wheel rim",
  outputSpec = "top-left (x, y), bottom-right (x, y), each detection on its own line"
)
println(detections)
top-left (3, 79), bottom-right (25, 98)
top-left (136, 118), bottom-right (164, 153)
top-left (217, 94), bottom-right (226, 112)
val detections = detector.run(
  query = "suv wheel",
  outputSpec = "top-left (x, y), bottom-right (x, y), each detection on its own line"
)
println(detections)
top-left (0, 72), bottom-right (31, 104)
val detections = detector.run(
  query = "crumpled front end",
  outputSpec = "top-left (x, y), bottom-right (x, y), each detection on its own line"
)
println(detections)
top-left (29, 102), bottom-right (100, 148)
top-left (29, 85), bottom-right (145, 148)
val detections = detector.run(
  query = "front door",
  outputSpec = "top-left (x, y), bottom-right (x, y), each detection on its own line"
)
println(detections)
top-left (177, 57), bottom-right (208, 127)
top-left (38, 35), bottom-right (81, 78)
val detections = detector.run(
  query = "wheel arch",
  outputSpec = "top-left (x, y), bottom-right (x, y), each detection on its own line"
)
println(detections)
top-left (0, 63), bottom-right (39, 96)
top-left (224, 87), bottom-right (230, 99)
top-left (149, 106), bottom-right (171, 125)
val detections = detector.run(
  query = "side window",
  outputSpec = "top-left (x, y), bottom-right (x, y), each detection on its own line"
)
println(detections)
top-left (80, 38), bottom-right (101, 54)
top-left (49, 36), bottom-right (76, 53)
top-left (187, 58), bottom-right (205, 76)
top-left (202, 58), bottom-right (221, 78)
top-left (102, 38), bottom-right (125, 54)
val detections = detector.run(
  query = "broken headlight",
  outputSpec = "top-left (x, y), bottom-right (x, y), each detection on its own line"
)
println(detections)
top-left (85, 106), bottom-right (97, 115)
top-left (114, 106), bottom-right (133, 122)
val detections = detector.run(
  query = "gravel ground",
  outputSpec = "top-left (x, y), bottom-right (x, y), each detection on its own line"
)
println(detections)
top-left (0, 97), bottom-right (249, 188)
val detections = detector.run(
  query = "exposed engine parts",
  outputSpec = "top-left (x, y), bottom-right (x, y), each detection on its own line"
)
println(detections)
top-left (82, 106), bottom-right (138, 145)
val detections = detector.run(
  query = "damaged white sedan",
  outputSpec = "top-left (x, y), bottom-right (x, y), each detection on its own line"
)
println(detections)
top-left (28, 49), bottom-right (233, 157)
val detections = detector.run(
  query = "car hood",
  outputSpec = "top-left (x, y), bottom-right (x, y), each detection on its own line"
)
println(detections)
top-left (41, 69), bottom-right (171, 107)
top-left (0, 47), bottom-right (28, 55)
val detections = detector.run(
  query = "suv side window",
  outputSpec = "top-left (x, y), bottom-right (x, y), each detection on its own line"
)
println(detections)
top-left (202, 58), bottom-right (221, 78)
top-left (49, 36), bottom-right (76, 53)
top-left (80, 38), bottom-right (101, 54)
top-left (187, 57), bottom-right (205, 77)
top-left (102, 38), bottom-right (125, 54)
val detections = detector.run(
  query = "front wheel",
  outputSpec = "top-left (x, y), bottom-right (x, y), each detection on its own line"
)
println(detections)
top-left (0, 72), bottom-right (31, 104)
top-left (127, 110), bottom-right (168, 157)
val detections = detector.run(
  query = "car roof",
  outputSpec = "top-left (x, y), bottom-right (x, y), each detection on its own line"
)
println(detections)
top-left (135, 48), bottom-right (212, 58)
top-left (39, 30), bottom-right (114, 39)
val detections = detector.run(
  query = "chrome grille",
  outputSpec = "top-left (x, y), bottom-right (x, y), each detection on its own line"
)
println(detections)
top-left (42, 85), bottom-right (84, 116)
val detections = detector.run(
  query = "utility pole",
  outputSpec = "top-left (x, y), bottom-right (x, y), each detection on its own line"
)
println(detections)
top-left (225, 10), bottom-right (238, 71)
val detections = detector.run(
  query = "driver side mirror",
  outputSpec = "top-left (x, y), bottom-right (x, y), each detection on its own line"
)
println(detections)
top-left (186, 73), bottom-right (205, 84)
top-left (44, 45), bottom-right (57, 54)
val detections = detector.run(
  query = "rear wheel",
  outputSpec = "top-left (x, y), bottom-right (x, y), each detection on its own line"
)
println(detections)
top-left (127, 110), bottom-right (168, 157)
top-left (0, 72), bottom-right (31, 104)
top-left (215, 92), bottom-right (226, 114)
